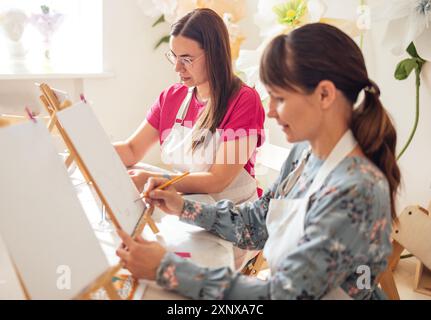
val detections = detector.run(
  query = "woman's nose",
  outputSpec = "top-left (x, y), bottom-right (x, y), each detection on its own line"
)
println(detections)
top-left (174, 60), bottom-right (184, 72)
top-left (266, 100), bottom-right (278, 119)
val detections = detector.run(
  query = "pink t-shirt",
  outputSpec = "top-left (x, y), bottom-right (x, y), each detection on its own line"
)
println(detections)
top-left (146, 83), bottom-right (265, 177)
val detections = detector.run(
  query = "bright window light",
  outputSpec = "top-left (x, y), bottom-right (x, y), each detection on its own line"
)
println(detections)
top-left (0, 0), bottom-right (103, 74)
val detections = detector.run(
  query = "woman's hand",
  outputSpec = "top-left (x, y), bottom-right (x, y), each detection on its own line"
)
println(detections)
top-left (128, 169), bottom-right (151, 192)
top-left (144, 177), bottom-right (185, 216)
top-left (116, 228), bottom-right (166, 280)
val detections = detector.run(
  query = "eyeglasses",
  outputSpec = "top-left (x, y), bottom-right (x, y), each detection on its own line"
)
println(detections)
top-left (165, 50), bottom-right (205, 68)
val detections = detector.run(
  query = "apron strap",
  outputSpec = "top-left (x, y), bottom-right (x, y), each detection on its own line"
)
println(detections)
top-left (175, 87), bottom-right (195, 124)
top-left (304, 130), bottom-right (357, 198)
top-left (276, 148), bottom-right (310, 198)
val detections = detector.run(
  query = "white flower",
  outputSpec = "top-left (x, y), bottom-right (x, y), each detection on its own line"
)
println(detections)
top-left (372, 0), bottom-right (431, 60)
top-left (254, 0), bottom-right (290, 39)
top-left (236, 40), bottom-right (272, 100)
top-left (174, 0), bottom-right (199, 23)
top-left (137, 0), bottom-right (177, 20)
top-left (198, 0), bottom-right (246, 23)
top-left (237, 0), bottom-right (361, 99)
top-left (137, 0), bottom-right (196, 23)
top-left (223, 13), bottom-right (245, 61)
top-left (137, 0), bottom-right (246, 24)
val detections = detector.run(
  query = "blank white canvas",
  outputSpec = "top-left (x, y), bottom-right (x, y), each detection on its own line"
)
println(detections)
top-left (0, 235), bottom-right (25, 300)
top-left (56, 102), bottom-right (145, 235)
top-left (0, 122), bottom-right (110, 300)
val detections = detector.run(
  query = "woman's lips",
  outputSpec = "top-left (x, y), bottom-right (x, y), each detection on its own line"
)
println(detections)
top-left (281, 124), bottom-right (290, 132)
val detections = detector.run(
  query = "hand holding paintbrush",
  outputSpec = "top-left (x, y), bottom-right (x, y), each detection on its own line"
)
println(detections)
top-left (135, 172), bottom-right (189, 216)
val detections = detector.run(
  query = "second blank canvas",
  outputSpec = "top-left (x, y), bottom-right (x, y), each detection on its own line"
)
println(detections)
top-left (56, 102), bottom-right (145, 235)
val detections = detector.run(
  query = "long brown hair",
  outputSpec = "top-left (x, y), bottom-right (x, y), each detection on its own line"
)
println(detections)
top-left (260, 23), bottom-right (401, 220)
top-left (170, 8), bottom-right (242, 150)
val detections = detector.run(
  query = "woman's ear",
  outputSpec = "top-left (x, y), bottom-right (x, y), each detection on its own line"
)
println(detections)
top-left (315, 80), bottom-right (336, 110)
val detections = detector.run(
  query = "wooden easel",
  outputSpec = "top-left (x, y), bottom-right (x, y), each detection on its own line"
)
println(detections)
top-left (0, 117), bottom-right (122, 300)
top-left (38, 83), bottom-right (158, 236)
top-left (241, 251), bottom-right (267, 276)
top-left (9, 241), bottom-right (123, 300)
top-left (34, 84), bottom-right (159, 299)
top-left (0, 118), bottom-right (10, 128)
top-left (75, 264), bottom-right (123, 300)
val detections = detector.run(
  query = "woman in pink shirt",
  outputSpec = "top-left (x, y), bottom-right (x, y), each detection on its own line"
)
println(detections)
top-left (115, 8), bottom-right (265, 206)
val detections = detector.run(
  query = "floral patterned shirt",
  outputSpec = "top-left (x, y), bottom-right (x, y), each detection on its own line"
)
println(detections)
top-left (155, 142), bottom-right (393, 300)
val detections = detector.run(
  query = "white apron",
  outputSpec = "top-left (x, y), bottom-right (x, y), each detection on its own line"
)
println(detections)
top-left (263, 130), bottom-right (357, 300)
top-left (146, 87), bottom-right (258, 269)
top-left (160, 87), bottom-right (258, 204)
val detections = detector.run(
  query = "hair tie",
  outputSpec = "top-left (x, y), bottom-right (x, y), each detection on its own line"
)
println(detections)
top-left (364, 80), bottom-right (380, 97)
top-left (364, 86), bottom-right (376, 94)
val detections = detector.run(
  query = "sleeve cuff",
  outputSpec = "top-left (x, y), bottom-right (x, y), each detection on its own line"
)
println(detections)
top-left (156, 252), bottom-right (208, 299)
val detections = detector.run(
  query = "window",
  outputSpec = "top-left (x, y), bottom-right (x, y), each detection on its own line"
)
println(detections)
top-left (0, 0), bottom-right (103, 74)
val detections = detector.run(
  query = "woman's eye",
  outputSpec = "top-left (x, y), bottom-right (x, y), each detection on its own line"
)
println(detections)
top-left (182, 58), bottom-right (192, 65)
top-left (275, 97), bottom-right (284, 104)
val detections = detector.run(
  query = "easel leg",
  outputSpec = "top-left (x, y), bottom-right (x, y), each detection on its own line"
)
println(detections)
top-left (379, 269), bottom-right (400, 300)
top-left (241, 251), bottom-right (266, 276)
top-left (65, 154), bottom-right (75, 169)
top-left (145, 215), bottom-right (160, 234)
top-left (104, 283), bottom-right (122, 300)
top-left (47, 118), bottom-right (56, 132)
top-left (377, 239), bottom-right (403, 300)
top-left (389, 240), bottom-right (404, 271)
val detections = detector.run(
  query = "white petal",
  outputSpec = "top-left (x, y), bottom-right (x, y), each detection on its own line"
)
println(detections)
top-left (198, 0), bottom-right (247, 22)
top-left (415, 27), bottom-right (431, 61)
top-left (322, 0), bottom-right (358, 21)
top-left (173, 0), bottom-right (196, 21)
top-left (254, 0), bottom-right (286, 38)
top-left (308, 0), bottom-right (327, 22)
top-left (421, 61), bottom-right (431, 89)
top-left (236, 50), bottom-right (261, 71)
top-left (382, 17), bottom-right (410, 56)
top-left (138, 0), bottom-right (169, 17)
top-left (320, 18), bottom-right (361, 38)
top-left (403, 9), bottom-right (428, 47)
top-left (370, 0), bottom-right (411, 22)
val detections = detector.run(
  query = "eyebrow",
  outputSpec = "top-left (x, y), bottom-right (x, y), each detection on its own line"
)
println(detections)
top-left (170, 50), bottom-right (192, 58)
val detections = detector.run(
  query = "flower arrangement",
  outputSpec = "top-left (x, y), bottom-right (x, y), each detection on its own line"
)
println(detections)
top-left (30, 5), bottom-right (64, 60)
top-left (137, 0), bottom-right (246, 60)
top-left (236, 0), bottom-right (362, 100)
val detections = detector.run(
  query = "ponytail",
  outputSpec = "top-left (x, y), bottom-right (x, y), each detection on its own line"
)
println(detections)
top-left (351, 80), bottom-right (401, 220)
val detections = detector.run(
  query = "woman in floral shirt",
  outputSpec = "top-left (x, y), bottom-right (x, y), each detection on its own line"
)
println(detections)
top-left (116, 23), bottom-right (401, 300)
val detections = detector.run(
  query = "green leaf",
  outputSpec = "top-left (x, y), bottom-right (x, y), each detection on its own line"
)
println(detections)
top-left (406, 42), bottom-right (426, 63)
top-left (394, 58), bottom-right (418, 80)
top-left (406, 42), bottom-right (420, 59)
top-left (41, 5), bottom-right (50, 15)
top-left (154, 35), bottom-right (170, 50)
top-left (152, 15), bottom-right (165, 28)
